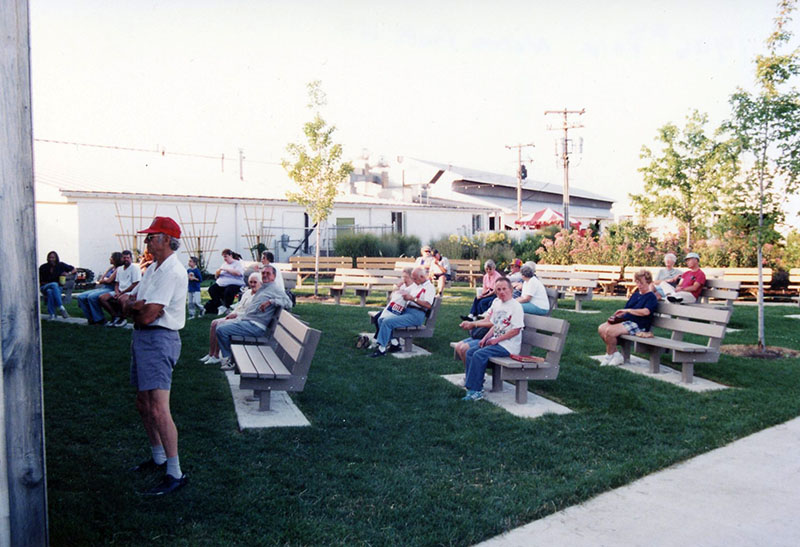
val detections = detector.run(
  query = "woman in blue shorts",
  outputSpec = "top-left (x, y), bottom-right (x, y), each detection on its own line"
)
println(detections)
top-left (598, 269), bottom-right (658, 366)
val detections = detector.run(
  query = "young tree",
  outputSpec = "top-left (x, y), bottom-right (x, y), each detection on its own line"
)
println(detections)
top-left (283, 81), bottom-right (353, 296)
top-left (721, 0), bottom-right (800, 350)
top-left (631, 110), bottom-right (735, 248)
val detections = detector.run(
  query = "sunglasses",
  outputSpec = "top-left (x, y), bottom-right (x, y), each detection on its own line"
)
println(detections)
top-left (144, 234), bottom-right (162, 243)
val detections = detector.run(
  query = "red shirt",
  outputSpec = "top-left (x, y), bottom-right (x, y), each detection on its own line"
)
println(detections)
top-left (679, 268), bottom-right (706, 299)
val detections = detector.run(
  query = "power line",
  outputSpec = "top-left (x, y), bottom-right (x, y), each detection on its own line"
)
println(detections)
top-left (544, 108), bottom-right (585, 230)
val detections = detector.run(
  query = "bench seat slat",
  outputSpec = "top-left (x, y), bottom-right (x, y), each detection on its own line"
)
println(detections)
top-left (620, 335), bottom-right (709, 353)
top-left (488, 357), bottom-right (554, 370)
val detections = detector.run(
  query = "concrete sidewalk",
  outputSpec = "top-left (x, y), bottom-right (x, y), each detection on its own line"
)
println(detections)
top-left (479, 417), bottom-right (800, 547)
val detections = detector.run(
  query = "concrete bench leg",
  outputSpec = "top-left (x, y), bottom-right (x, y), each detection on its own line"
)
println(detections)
top-left (491, 365), bottom-right (503, 393)
top-left (515, 381), bottom-right (529, 404)
top-left (359, 293), bottom-right (367, 307)
top-left (255, 390), bottom-right (271, 411)
top-left (402, 337), bottom-right (413, 352)
top-left (648, 351), bottom-right (663, 374)
top-left (574, 298), bottom-right (583, 312)
top-left (681, 363), bottom-right (694, 384)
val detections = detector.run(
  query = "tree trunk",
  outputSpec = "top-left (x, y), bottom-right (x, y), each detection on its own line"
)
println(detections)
top-left (314, 224), bottom-right (320, 297)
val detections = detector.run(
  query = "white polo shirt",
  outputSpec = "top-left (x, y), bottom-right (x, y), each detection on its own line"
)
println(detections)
top-left (116, 263), bottom-right (142, 292)
top-left (136, 252), bottom-right (188, 330)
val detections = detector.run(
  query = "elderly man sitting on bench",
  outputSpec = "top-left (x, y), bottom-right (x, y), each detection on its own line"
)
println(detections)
top-left (370, 267), bottom-right (434, 358)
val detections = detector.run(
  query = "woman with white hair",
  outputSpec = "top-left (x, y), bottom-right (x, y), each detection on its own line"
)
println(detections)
top-left (653, 252), bottom-right (682, 300)
top-left (516, 264), bottom-right (549, 315)
top-left (200, 271), bottom-right (262, 364)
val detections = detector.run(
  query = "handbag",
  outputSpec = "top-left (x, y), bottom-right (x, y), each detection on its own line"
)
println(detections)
top-left (607, 315), bottom-right (624, 324)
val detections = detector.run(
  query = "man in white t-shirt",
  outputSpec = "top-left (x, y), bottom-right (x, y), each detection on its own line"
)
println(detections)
top-left (370, 267), bottom-right (435, 357)
top-left (101, 249), bottom-right (142, 327)
top-left (456, 277), bottom-right (524, 400)
top-left (127, 217), bottom-right (189, 496)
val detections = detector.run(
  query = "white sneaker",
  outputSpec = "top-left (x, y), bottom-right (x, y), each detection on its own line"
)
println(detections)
top-left (599, 353), bottom-right (614, 366)
top-left (219, 357), bottom-right (235, 371)
top-left (609, 352), bottom-right (624, 366)
top-left (205, 356), bottom-right (221, 365)
top-left (199, 354), bottom-right (212, 363)
top-left (217, 306), bottom-right (228, 315)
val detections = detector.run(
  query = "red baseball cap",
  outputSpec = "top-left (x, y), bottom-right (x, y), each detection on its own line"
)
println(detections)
top-left (138, 216), bottom-right (181, 238)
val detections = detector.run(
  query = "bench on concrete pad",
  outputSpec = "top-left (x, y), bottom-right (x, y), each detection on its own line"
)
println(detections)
top-left (450, 314), bottom-right (570, 404)
top-left (230, 309), bottom-right (321, 411)
top-left (536, 270), bottom-right (598, 311)
top-left (289, 255), bottom-right (353, 286)
top-left (329, 268), bottom-right (402, 306)
top-left (368, 296), bottom-right (442, 353)
top-left (618, 302), bottom-right (731, 384)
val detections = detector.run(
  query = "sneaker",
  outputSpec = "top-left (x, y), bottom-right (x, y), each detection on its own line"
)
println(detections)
top-left (388, 342), bottom-right (402, 353)
top-left (219, 358), bottom-right (235, 371)
top-left (59, 306), bottom-right (69, 319)
top-left (609, 352), bottom-right (624, 366)
top-left (199, 354), bottom-right (212, 363)
top-left (217, 306), bottom-right (228, 315)
top-left (114, 319), bottom-right (128, 328)
top-left (460, 314), bottom-right (475, 321)
top-left (369, 347), bottom-right (387, 358)
top-left (666, 295), bottom-right (683, 303)
top-left (129, 458), bottom-right (167, 473)
top-left (599, 353), bottom-right (614, 366)
top-left (144, 473), bottom-right (188, 496)
top-left (105, 319), bottom-right (116, 327)
top-left (462, 389), bottom-right (484, 401)
top-left (206, 356), bottom-right (221, 365)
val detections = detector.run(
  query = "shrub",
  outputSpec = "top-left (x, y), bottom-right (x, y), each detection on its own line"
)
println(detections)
top-left (334, 232), bottom-right (381, 258)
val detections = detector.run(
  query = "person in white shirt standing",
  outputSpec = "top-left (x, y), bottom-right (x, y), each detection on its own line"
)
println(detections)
top-left (127, 217), bottom-right (189, 496)
top-left (456, 277), bottom-right (524, 400)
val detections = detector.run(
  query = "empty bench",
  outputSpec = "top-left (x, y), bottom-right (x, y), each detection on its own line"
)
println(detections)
top-left (230, 309), bottom-right (321, 411)
top-left (368, 296), bottom-right (442, 353)
top-left (618, 302), bottom-right (732, 384)
top-left (289, 255), bottom-right (353, 286)
top-left (574, 264), bottom-right (623, 295)
top-left (450, 314), bottom-right (570, 404)
top-left (536, 270), bottom-right (599, 311)
top-left (329, 268), bottom-right (402, 306)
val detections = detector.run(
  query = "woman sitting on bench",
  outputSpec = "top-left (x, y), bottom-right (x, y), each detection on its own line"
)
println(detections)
top-left (461, 259), bottom-right (501, 321)
top-left (516, 263), bottom-right (549, 316)
top-left (200, 272), bottom-right (262, 365)
top-left (597, 269), bottom-right (658, 367)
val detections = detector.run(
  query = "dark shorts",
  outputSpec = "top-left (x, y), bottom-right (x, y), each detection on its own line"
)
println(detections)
top-left (130, 328), bottom-right (181, 391)
top-left (621, 321), bottom-right (645, 335)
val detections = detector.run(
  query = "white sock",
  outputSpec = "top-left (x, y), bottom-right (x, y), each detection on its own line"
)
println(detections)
top-left (151, 445), bottom-right (167, 465)
top-left (166, 455), bottom-right (182, 478)
top-left (378, 345), bottom-right (386, 352)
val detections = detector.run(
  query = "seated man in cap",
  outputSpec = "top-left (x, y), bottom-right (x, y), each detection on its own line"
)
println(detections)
top-left (415, 245), bottom-right (435, 273)
top-left (506, 258), bottom-right (524, 297)
top-left (663, 252), bottom-right (706, 304)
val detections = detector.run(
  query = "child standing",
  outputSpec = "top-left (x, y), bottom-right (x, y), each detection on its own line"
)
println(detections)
top-left (187, 256), bottom-right (204, 318)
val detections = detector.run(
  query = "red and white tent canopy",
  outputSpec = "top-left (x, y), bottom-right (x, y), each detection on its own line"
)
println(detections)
top-left (514, 207), bottom-right (581, 229)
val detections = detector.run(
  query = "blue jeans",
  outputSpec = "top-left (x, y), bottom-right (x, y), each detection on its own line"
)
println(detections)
top-left (376, 307), bottom-right (427, 348)
top-left (470, 294), bottom-right (496, 316)
top-left (76, 286), bottom-right (114, 323)
top-left (465, 343), bottom-right (510, 392)
top-left (40, 282), bottom-right (64, 315)
top-left (216, 320), bottom-right (267, 358)
top-left (521, 302), bottom-right (548, 315)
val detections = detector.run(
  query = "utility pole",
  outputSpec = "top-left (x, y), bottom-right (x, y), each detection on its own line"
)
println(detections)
top-left (545, 108), bottom-right (584, 230)
top-left (504, 143), bottom-right (535, 221)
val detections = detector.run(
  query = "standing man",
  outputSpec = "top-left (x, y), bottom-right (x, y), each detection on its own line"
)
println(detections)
top-left (128, 217), bottom-right (189, 496)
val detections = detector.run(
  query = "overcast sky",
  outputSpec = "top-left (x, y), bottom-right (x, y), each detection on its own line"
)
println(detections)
top-left (28, 0), bottom-right (800, 224)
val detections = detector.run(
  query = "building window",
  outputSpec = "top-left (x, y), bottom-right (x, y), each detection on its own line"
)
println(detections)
top-left (472, 214), bottom-right (483, 233)
top-left (488, 216), bottom-right (496, 231)
top-left (391, 212), bottom-right (404, 234)
top-left (336, 217), bottom-right (355, 234)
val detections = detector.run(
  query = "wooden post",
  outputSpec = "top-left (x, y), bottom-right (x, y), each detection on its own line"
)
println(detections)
top-left (0, 1), bottom-right (49, 545)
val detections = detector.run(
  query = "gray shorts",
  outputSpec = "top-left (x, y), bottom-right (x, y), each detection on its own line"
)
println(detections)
top-left (130, 328), bottom-right (181, 391)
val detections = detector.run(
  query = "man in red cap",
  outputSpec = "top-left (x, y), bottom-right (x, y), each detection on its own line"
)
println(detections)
top-left (127, 216), bottom-right (189, 495)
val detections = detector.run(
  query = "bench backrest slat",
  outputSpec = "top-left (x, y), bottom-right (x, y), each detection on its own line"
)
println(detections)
top-left (273, 321), bottom-right (305, 363)
top-left (653, 316), bottom-right (727, 340)
top-left (651, 302), bottom-right (731, 345)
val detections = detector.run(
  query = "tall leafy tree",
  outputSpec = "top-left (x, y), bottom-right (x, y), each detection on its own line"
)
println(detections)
top-left (631, 110), bottom-right (735, 248)
top-left (283, 81), bottom-right (353, 296)
top-left (721, 0), bottom-right (800, 350)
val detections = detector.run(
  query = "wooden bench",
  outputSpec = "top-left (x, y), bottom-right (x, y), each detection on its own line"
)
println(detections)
top-left (329, 268), bottom-right (401, 306)
top-left (574, 264), bottom-right (623, 295)
top-left (450, 314), bottom-right (570, 404)
top-left (449, 259), bottom-right (482, 287)
top-left (230, 309), bottom-right (321, 411)
top-left (621, 266), bottom-right (662, 297)
top-left (722, 267), bottom-right (772, 299)
top-left (368, 296), bottom-right (442, 353)
top-left (356, 256), bottom-right (408, 270)
top-left (789, 268), bottom-right (800, 306)
top-left (289, 256), bottom-right (353, 286)
top-left (535, 270), bottom-right (598, 311)
top-left (618, 302), bottom-right (732, 384)
top-left (695, 278), bottom-right (740, 308)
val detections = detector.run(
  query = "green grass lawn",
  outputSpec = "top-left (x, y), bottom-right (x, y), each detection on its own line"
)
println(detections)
top-left (43, 290), bottom-right (800, 545)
